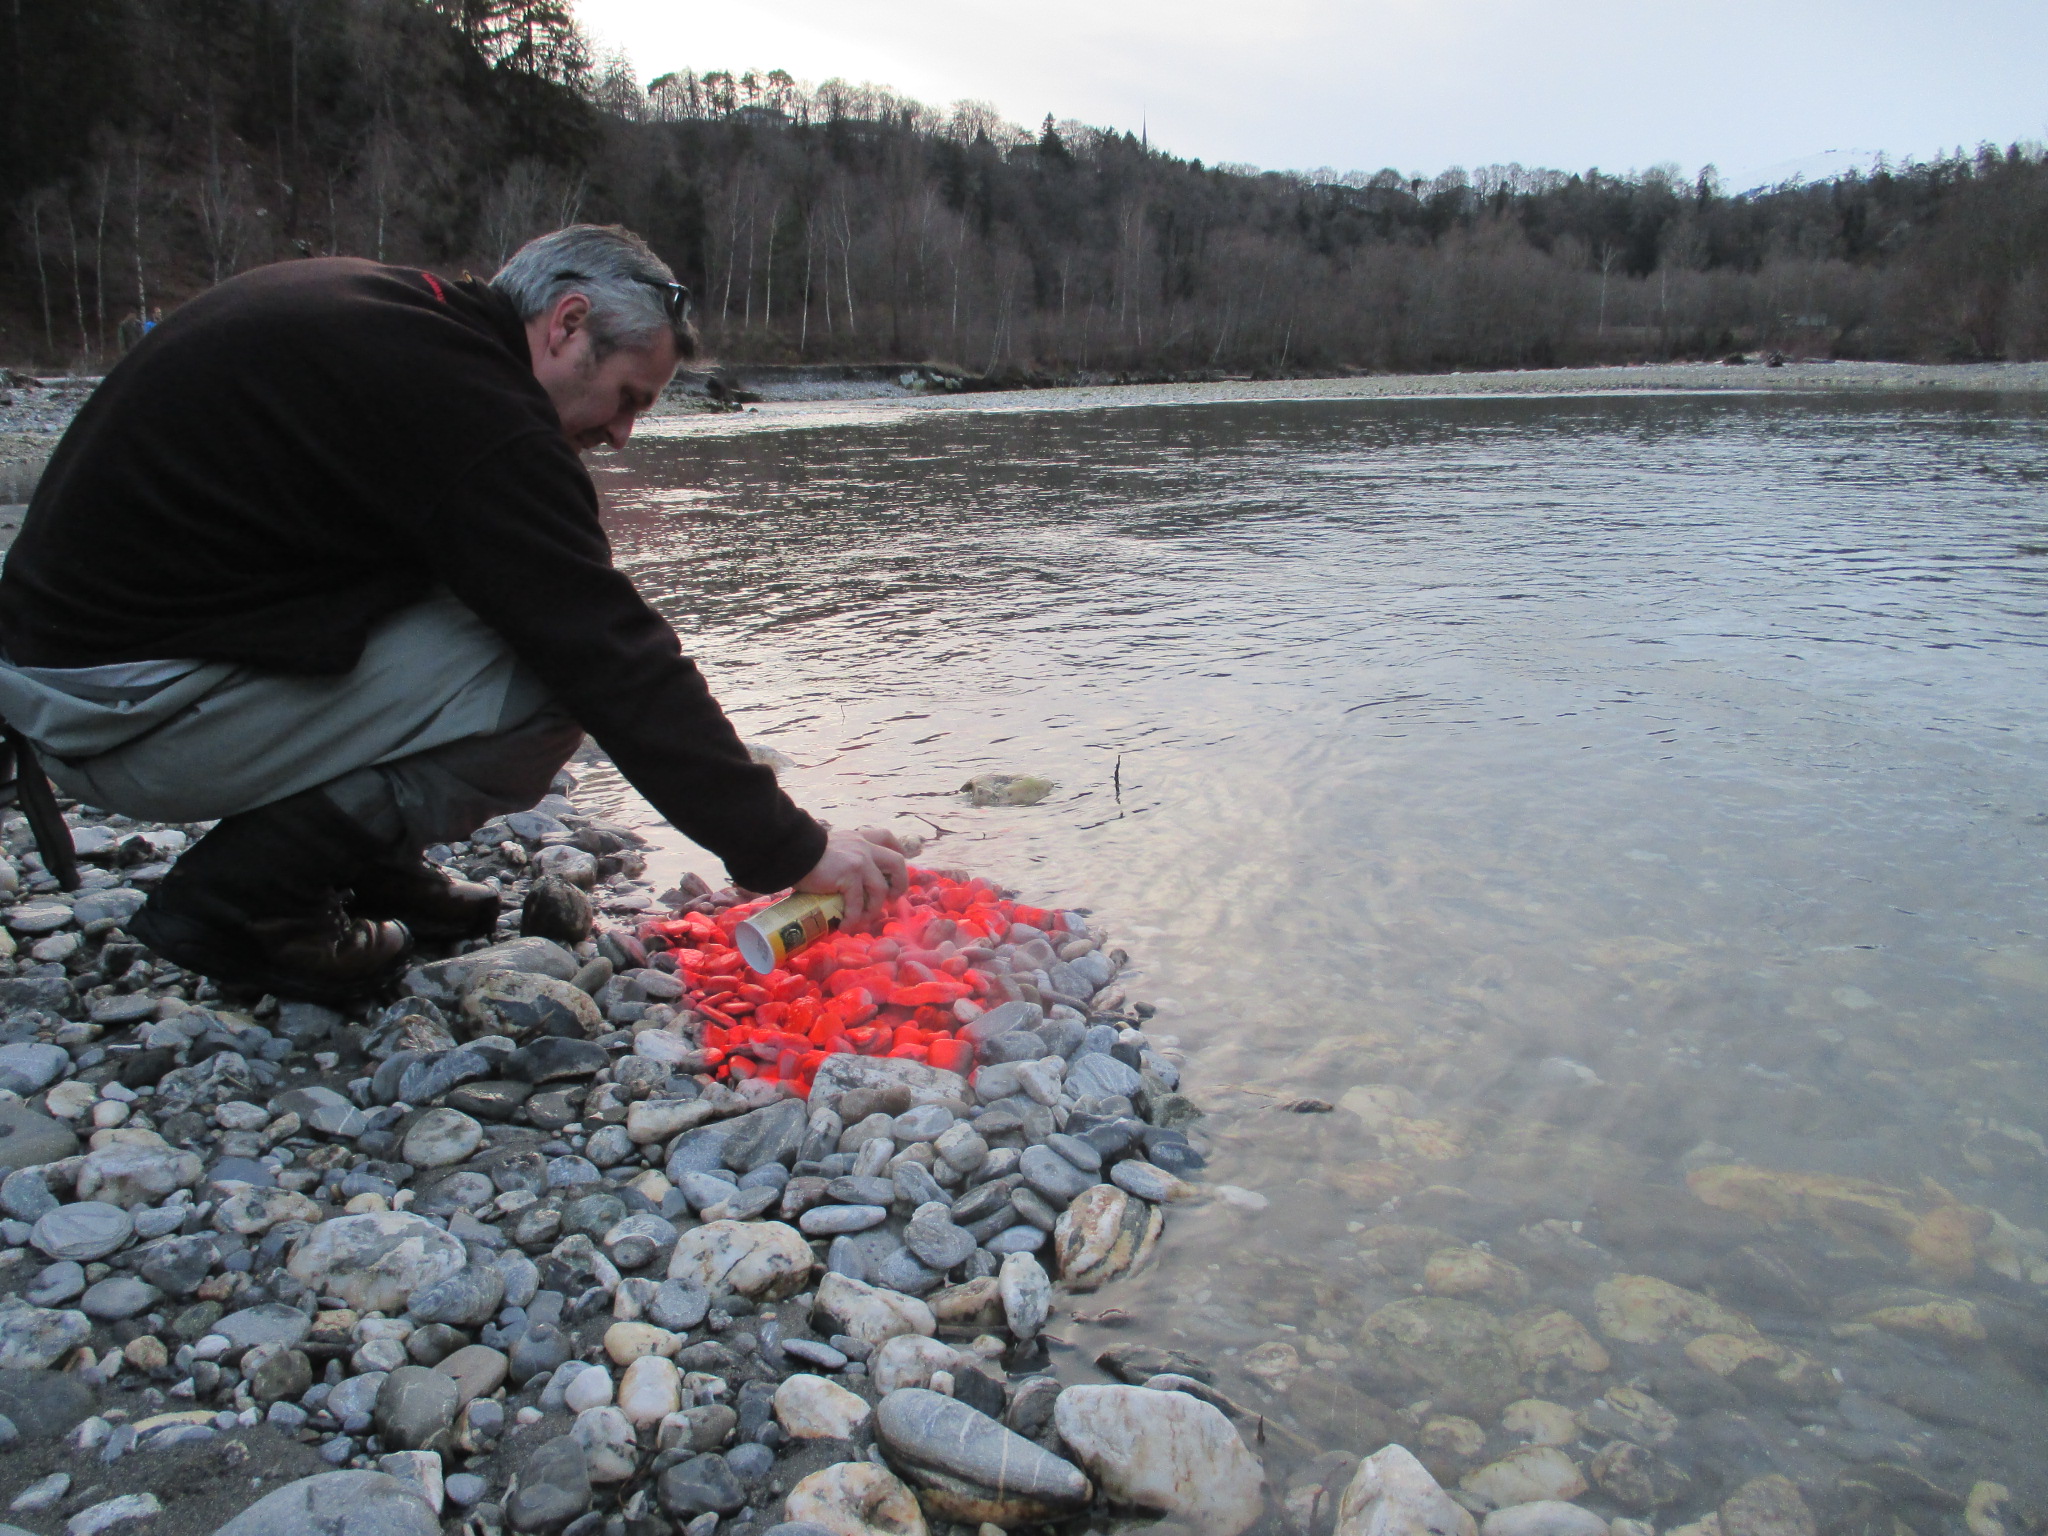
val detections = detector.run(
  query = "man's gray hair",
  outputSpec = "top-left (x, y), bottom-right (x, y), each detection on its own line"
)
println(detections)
top-left (491, 224), bottom-right (696, 359)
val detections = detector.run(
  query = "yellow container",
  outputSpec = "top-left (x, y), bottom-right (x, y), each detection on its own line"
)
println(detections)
top-left (735, 891), bottom-right (845, 974)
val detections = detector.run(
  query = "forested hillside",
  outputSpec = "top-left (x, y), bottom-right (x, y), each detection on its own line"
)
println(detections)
top-left (7, 0), bottom-right (2047, 373)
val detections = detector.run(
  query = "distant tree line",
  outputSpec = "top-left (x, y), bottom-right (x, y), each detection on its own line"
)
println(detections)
top-left (6, 0), bottom-right (2047, 373)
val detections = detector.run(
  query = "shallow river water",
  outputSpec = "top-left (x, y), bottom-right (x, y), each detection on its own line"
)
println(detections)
top-left (587, 388), bottom-right (2048, 1525)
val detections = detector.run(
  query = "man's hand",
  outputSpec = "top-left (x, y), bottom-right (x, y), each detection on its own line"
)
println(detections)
top-left (795, 827), bottom-right (910, 930)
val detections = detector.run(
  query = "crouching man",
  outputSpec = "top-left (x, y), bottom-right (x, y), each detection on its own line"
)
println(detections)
top-left (0, 224), bottom-right (902, 1001)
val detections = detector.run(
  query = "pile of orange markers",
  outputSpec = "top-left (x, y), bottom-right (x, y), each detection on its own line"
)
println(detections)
top-left (637, 866), bottom-right (1072, 1098)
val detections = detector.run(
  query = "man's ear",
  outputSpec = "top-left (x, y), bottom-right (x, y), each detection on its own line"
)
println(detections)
top-left (549, 293), bottom-right (592, 355)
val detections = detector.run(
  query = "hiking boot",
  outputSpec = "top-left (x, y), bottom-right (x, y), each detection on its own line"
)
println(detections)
top-left (350, 859), bottom-right (500, 943)
top-left (126, 788), bottom-right (414, 1004)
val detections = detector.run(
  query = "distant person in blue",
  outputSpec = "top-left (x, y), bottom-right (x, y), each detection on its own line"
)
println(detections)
top-left (141, 306), bottom-right (162, 335)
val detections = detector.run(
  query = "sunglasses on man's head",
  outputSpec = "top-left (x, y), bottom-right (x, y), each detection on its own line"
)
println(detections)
top-left (551, 271), bottom-right (691, 325)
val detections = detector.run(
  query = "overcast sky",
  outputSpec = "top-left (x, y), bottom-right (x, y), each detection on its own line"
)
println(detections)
top-left (575, 0), bottom-right (2048, 191)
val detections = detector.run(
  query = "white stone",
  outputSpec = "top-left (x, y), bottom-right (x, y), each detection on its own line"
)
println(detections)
top-left (74, 1140), bottom-right (202, 1208)
top-left (1337, 1445), bottom-right (1477, 1536)
top-left (573, 1404), bottom-right (639, 1483)
top-left (64, 1494), bottom-right (161, 1536)
top-left (666, 1219), bottom-right (813, 1300)
top-left (626, 1097), bottom-right (716, 1143)
top-left (813, 1271), bottom-right (936, 1347)
top-left (1479, 1502), bottom-right (1611, 1536)
top-left (616, 1355), bottom-right (681, 1427)
top-left (564, 1363), bottom-right (614, 1412)
top-left (374, 1451), bottom-right (445, 1516)
top-left (45, 1081), bottom-right (97, 1120)
top-left (285, 1213), bottom-right (468, 1315)
top-left (784, 1461), bottom-right (930, 1536)
top-left (998, 1251), bottom-right (1050, 1340)
top-left (869, 1334), bottom-right (960, 1394)
top-left (1053, 1384), bottom-right (1265, 1536)
top-left (400, 1108), bottom-right (482, 1169)
top-left (774, 1373), bottom-right (872, 1439)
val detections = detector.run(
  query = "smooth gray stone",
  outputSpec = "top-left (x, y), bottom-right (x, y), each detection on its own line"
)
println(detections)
top-left (800, 1204), bottom-right (887, 1236)
top-left (1076, 1024), bottom-right (1120, 1057)
top-left (960, 1000), bottom-right (1043, 1046)
top-left (273, 1085), bottom-right (368, 1139)
top-left (0, 1042), bottom-right (67, 1095)
top-left (781, 1338), bottom-right (848, 1370)
top-left (407, 1263), bottom-right (505, 1329)
top-left (950, 1176), bottom-right (1020, 1226)
top-left (872, 1247), bottom-right (944, 1296)
top-left (412, 1171), bottom-right (494, 1217)
top-left (647, 1278), bottom-right (710, 1331)
top-left (1064, 1051), bottom-right (1144, 1101)
top-left (507, 1037), bottom-right (607, 1083)
top-left (217, 1303), bottom-right (311, 1352)
top-left (504, 1434), bottom-right (592, 1531)
top-left (1017, 1146), bottom-right (1091, 1205)
top-left (903, 1215), bottom-right (976, 1272)
top-left (545, 1155), bottom-right (601, 1188)
top-left (508, 1322), bottom-right (570, 1385)
top-left (398, 1047), bottom-right (495, 1106)
top-left (705, 1184), bottom-right (777, 1220)
top-left (986, 1224), bottom-right (1049, 1255)
top-left (0, 1166), bottom-right (57, 1221)
top-left (891, 1161), bottom-right (947, 1210)
top-left (72, 887), bottom-right (148, 930)
top-left (31, 1201), bottom-right (131, 1261)
top-left (873, 1387), bottom-right (1090, 1510)
top-left (0, 1365), bottom-right (93, 1438)
top-left (79, 1276), bottom-right (158, 1321)
top-left (212, 1470), bottom-right (439, 1536)
top-left (136, 1233), bottom-right (219, 1297)
top-left (676, 1171), bottom-right (740, 1211)
top-left (374, 1364), bottom-right (459, 1451)
top-left (1044, 1133), bottom-right (1101, 1172)
top-left (0, 1103), bottom-right (79, 1173)
top-left (0, 1305), bottom-right (90, 1370)
top-left (718, 1099), bottom-right (809, 1172)
top-left (26, 1260), bottom-right (85, 1306)
top-left (1010, 1187), bottom-right (1059, 1232)
top-left (656, 1453), bottom-right (745, 1517)
top-left (823, 1175), bottom-right (894, 1207)
top-left (665, 1124), bottom-right (738, 1181)
top-left (891, 1104), bottom-right (954, 1142)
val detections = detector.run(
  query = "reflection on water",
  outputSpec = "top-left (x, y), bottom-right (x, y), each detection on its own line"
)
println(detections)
top-left (590, 390), bottom-right (2048, 1518)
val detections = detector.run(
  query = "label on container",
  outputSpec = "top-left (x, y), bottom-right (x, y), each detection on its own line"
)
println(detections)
top-left (735, 891), bottom-right (846, 974)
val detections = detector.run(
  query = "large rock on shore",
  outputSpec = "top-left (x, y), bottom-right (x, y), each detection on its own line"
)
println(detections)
top-left (286, 1213), bottom-right (467, 1314)
top-left (874, 1387), bottom-right (1091, 1522)
top-left (1053, 1384), bottom-right (1264, 1536)
top-left (808, 1054), bottom-right (969, 1113)
top-left (667, 1220), bottom-right (813, 1300)
top-left (212, 1470), bottom-right (439, 1536)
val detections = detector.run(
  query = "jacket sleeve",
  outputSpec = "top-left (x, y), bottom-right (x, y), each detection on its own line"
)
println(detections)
top-left (416, 431), bottom-right (827, 893)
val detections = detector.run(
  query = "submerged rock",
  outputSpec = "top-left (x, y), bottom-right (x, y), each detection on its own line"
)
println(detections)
top-left (1355, 1298), bottom-right (1521, 1416)
top-left (1335, 1444), bottom-right (1476, 1536)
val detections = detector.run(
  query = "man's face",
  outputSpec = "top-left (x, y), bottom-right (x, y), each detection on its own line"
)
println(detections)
top-left (527, 295), bottom-right (681, 452)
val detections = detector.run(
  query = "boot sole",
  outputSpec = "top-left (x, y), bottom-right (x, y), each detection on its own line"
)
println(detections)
top-left (128, 906), bottom-right (412, 1007)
